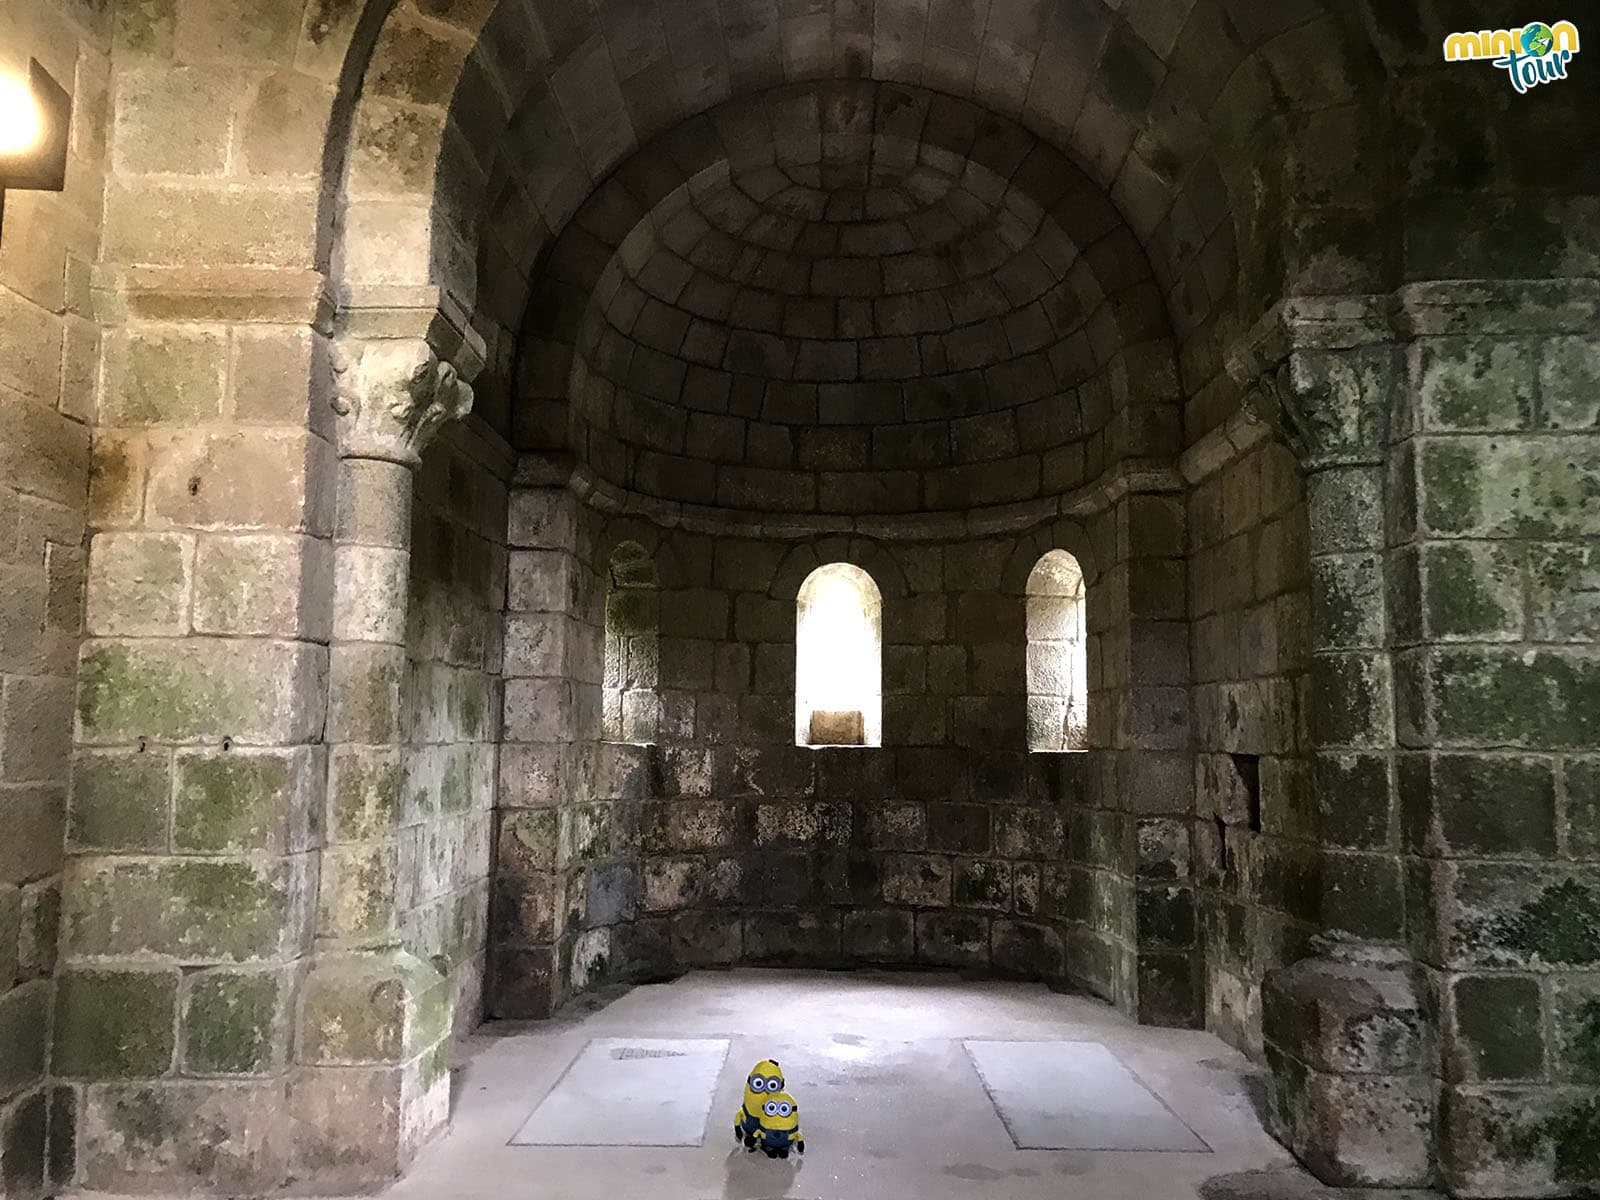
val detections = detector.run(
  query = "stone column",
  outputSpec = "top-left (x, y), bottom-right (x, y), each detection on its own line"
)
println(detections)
top-left (291, 330), bottom-right (475, 1189)
top-left (1241, 303), bottom-right (1434, 1187)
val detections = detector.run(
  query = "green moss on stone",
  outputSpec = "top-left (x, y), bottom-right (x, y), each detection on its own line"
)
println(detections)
top-left (1426, 544), bottom-right (1519, 639)
top-left (115, 0), bottom-right (176, 54)
top-left (1420, 441), bottom-right (1482, 534)
top-left (184, 971), bottom-right (279, 1074)
top-left (333, 753), bottom-right (402, 841)
top-left (69, 753), bottom-right (169, 851)
top-left (1492, 879), bottom-right (1600, 965)
top-left (54, 971), bottom-right (177, 1078)
top-left (440, 750), bottom-right (473, 814)
top-left (1567, 997), bottom-right (1600, 1079)
top-left (175, 754), bottom-right (286, 852)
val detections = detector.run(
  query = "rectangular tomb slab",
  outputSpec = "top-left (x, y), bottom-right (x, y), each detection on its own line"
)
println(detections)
top-left (962, 1040), bottom-right (1208, 1152)
top-left (511, 1038), bottom-right (731, 1147)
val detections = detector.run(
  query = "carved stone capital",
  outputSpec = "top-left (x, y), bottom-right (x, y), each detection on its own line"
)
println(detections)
top-left (1226, 297), bottom-right (1400, 472)
top-left (330, 338), bottom-right (474, 466)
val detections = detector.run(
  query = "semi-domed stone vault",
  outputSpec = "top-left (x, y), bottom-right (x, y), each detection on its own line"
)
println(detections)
top-left (0, 0), bottom-right (1595, 1196)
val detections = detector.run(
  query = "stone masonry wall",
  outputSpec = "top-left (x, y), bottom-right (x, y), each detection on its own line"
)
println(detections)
top-left (1186, 430), bottom-right (1315, 1059)
top-left (492, 485), bottom-right (1203, 1018)
top-left (0, 3), bottom-right (107, 1197)
top-left (1394, 283), bottom-right (1600, 1197)
top-left (400, 423), bottom-right (509, 1040)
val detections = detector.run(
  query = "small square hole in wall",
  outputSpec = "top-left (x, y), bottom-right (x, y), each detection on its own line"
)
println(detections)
top-left (1229, 753), bottom-right (1262, 834)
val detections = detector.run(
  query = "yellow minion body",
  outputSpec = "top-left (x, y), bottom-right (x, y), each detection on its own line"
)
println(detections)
top-left (754, 1091), bottom-right (804, 1159)
top-left (734, 1059), bottom-right (784, 1147)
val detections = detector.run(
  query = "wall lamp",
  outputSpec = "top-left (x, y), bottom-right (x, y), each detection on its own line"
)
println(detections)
top-left (0, 59), bottom-right (72, 240)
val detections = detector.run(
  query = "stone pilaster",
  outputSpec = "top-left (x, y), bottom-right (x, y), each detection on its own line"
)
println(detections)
top-left (1392, 280), bottom-right (1600, 1199)
top-left (62, 266), bottom-right (335, 1194)
top-left (291, 323), bottom-right (477, 1190)
top-left (1239, 299), bottom-right (1435, 1187)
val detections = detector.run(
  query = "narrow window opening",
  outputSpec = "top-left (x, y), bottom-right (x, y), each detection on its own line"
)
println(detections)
top-left (602, 541), bottom-right (659, 744)
top-left (795, 563), bottom-right (882, 748)
top-left (1230, 753), bottom-right (1262, 834)
top-left (1026, 550), bottom-right (1088, 752)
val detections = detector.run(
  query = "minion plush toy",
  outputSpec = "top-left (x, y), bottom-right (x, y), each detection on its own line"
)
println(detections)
top-left (755, 1091), bottom-right (804, 1159)
top-left (734, 1059), bottom-right (784, 1150)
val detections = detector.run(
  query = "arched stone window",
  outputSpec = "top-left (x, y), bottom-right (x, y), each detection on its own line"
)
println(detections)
top-left (795, 563), bottom-right (882, 748)
top-left (602, 541), bottom-right (659, 743)
top-left (1026, 551), bottom-right (1088, 752)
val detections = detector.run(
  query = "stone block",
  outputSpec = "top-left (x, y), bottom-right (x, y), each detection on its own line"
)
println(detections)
top-left (993, 919), bottom-right (1065, 978)
top-left (317, 843), bottom-right (397, 940)
top-left (76, 638), bottom-right (327, 745)
top-left (1413, 337), bottom-right (1536, 431)
top-left (181, 967), bottom-right (289, 1075)
top-left (1438, 1083), bottom-right (1600, 1197)
top-left (1413, 647), bottom-right (1600, 751)
top-left (1265, 1045), bottom-right (1433, 1189)
top-left (144, 429), bottom-right (332, 535)
top-left (1419, 434), bottom-right (1600, 540)
top-left (671, 911), bottom-right (742, 966)
top-left (1421, 541), bottom-right (1524, 642)
top-left (17, 880), bottom-right (58, 982)
top-left (100, 325), bottom-right (227, 424)
top-left (67, 750), bottom-right (170, 852)
top-left (194, 534), bottom-right (331, 639)
top-left (0, 981), bottom-right (49, 1099)
top-left (63, 857), bottom-right (305, 962)
top-left (0, 674), bottom-right (72, 786)
top-left (174, 749), bottom-right (313, 854)
top-left (77, 1080), bottom-right (289, 1195)
top-left (915, 911), bottom-right (990, 968)
top-left (103, 182), bottom-right (318, 270)
top-left (742, 910), bottom-right (841, 965)
top-left (0, 1087), bottom-right (45, 1196)
top-left (952, 859), bottom-right (1011, 910)
top-left (326, 643), bottom-right (403, 743)
top-left (85, 532), bottom-right (193, 637)
top-left (1428, 862), bottom-right (1600, 970)
top-left (881, 853), bottom-right (951, 907)
top-left (53, 970), bottom-right (178, 1078)
top-left (1552, 976), bottom-right (1600, 1083)
top-left (1448, 974), bottom-right (1544, 1082)
top-left (1264, 950), bottom-right (1428, 1078)
top-left (0, 787), bottom-right (64, 887)
top-left (843, 908), bottom-right (914, 961)
top-left (300, 951), bottom-right (448, 1066)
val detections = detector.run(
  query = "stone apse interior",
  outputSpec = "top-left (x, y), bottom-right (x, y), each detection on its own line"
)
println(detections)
top-left (0, 0), bottom-right (1596, 1197)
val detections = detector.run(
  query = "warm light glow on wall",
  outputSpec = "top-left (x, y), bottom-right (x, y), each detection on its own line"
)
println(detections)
top-left (0, 73), bottom-right (45, 158)
top-left (795, 563), bottom-right (882, 747)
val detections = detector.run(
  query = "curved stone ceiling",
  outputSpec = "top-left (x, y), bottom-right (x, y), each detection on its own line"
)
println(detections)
top-left (515, 81), bottom-right (1179, 516)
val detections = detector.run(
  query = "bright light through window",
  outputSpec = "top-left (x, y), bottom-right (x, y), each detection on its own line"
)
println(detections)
top-left (1026, 550), bottom-right (1088, 752)
top-left (795, 563), bottom-right (882, 747)
top-left (0, 74), bottom-right (44, 158)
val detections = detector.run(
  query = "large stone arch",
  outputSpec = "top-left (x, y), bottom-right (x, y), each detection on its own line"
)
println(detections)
top-left (328, 0), bottom-right (1394, 426)
top-left (35, 2), bottom-right (1599, 1198)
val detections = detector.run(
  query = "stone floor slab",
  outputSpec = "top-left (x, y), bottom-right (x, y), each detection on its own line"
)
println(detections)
top-left (510, 1038), bottom-right (731, 1146)
top-left (963, 1039), bottom-right (1208, 1152)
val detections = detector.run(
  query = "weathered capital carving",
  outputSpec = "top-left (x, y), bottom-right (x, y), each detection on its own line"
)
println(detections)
top-left (1226, 297), bottom-right (1399, 472)
top-left (330, 338), bottom-right (474, 466)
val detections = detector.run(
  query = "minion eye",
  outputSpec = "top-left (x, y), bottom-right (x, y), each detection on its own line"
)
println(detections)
top-left (763, 1101), bottom-right (779, 1117)
top-left (749, 1076), bottom-right (766, 1091)
top-left (778, 1102), bottom-right (792, 1117)
top-left (768, 1076), bottom-right (783, 1091)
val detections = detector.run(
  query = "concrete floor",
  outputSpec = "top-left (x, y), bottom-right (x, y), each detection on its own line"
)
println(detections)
top-left (379, 970), bottom-right (1306, 1200)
